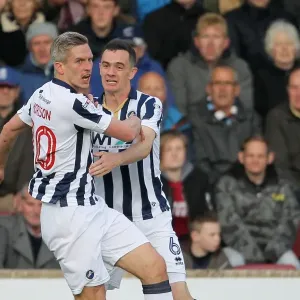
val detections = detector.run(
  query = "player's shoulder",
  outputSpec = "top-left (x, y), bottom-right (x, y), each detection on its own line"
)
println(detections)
top-left (136, 89), bottom-right (162, 106)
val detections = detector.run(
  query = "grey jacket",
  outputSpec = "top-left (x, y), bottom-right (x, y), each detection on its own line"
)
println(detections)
top-left (215, 165), bottom-right (300, 263)
top-left (0, 215), bottom-right (59, 269)
top-left (167, 48), bottom-right (253, 116)
top-left (189, 100), bottom-right (261, 183)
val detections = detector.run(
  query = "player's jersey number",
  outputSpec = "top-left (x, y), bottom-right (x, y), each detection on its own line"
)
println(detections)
top-left (35, 126), bottom-right (57, 170)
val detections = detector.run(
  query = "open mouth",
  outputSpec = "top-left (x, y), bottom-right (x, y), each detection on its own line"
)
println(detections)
top-left (106, 79), bottom-right (117, 86)
top-left (82, 74), bottom-right (91, 82)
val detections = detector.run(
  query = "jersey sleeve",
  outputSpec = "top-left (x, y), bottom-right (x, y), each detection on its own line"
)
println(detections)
top-left (17, 95), bottom-right (33, 126)
top-left (71, 94), bottom-right (112, 133)
top-left (140, 97), bottom-right (163, 135)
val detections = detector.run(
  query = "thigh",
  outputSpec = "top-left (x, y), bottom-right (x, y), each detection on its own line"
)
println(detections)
top-left (41, 202), bottom-right (110, 295)
top-left (101, 208), bottom-right (149, 283)
top-left (136, 211), bottom-right (186, 282)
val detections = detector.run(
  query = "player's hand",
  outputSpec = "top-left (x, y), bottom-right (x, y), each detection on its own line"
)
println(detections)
top-left (89, 152), bottom-right (122, 177)
top-left (87, 94), bottom-right (99, 107)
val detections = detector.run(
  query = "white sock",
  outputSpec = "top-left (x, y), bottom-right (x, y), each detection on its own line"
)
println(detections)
top-left (144, 292), bottom-right (173, 300)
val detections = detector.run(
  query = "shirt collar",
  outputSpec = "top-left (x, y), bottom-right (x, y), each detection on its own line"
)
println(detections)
top-left (52, 78), bottom-right (77, 94)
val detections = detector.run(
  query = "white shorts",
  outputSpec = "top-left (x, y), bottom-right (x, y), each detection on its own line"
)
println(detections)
top-left (40, 200), bottom-right (148, 295)
top-left (107, 210), bottom-right (186, 290)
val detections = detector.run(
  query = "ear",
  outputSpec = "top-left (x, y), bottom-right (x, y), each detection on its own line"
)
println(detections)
top-left (206, 83), bottom-right (212, 96)
top-left (190, 230), bottom-right (198, 242)
top-left (193, 36), bottom-right (200, 49)
top-left (113, 5), bottom-right (120, 17)
top-left (234, 84), bottom-right (240, 97)
top-left (54, 62), bottom-right (64, 75)
top-left (129, 67), bottom-right (138, 80)
top-left (224, 37), bottom-right (230, 50)
top-left (238, 151), bottom-right (244, 164)
top-left (267, 151), bottom-right (275, 164)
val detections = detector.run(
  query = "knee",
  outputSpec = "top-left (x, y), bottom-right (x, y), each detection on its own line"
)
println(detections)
top-left (141, 253), bottom-right (168, 284)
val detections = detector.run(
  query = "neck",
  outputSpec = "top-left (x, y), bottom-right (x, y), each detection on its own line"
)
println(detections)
top-left (216, 106), bottom-right (232, 116)
top-left (246, 171), bottom-right (265, 185)
top-left (0, 105), bottom-right (14, 119)
top-left (27, 225), bottom-right (41, 238)
top-left (164, 168), bottom-right (182, 182)
top-left (17, 17), bottom-right (31, 28)
top-left (191, 243), bottom-right (208, 257)
top-left (92, 22), bottom-right (113, 38)
top-left (179, 1), bottom-right (195, 10)
top-left (104, 85), bottom-right (131, 110)
top-left (274, 60), bottom-right (294, 71)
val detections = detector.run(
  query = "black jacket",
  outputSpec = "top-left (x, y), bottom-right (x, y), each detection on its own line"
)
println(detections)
top-left (161, 163), bottom-right (212, 220)
top-left (225, 1), bottom-right (297, 70)
top-left (143, 0), bottom-right (206, 68)
top-left (265, 102), bottom-right (300, 188)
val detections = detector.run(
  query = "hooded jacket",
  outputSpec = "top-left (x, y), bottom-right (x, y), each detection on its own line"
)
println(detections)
top-left (215, 163), bottom-right (300, 263)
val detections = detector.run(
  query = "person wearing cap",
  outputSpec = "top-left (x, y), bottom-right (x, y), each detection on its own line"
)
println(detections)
top-left (0, 66), bottom-right (34, 212)
top-left (19, 22), bottom-right (58, 104)
top-left (69, 0), bottom-right (132, 58)
top-left (90, 24), bottom-right (176, 107)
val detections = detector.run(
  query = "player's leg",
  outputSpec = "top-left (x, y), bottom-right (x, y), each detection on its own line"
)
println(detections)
top-left (40, 202), bottom-right (111, 299)
top-left (102, 207), bottom-right (174, 300)
top-left (136, 211), bottom-right (196, 300)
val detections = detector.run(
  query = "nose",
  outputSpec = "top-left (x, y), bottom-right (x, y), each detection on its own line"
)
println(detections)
top-left (107, 66), bottom-right (116, 76)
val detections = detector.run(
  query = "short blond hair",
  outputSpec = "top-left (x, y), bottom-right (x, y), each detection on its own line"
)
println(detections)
top-left (196, 13), bottom-right (228, 36)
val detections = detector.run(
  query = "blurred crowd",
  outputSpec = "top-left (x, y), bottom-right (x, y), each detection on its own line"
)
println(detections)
top-left (1, 0), bottom-right (300, 271)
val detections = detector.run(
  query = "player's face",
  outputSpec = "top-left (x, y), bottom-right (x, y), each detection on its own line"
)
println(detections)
top-left (62, 44), bottom-right (93, 92)
top-left (30, 35), bottom-right (53, 66)
top-left (161, 138), bottom-right (186, 171)
top-left (100, 49), bottom-right (137, 94)
top-left (21, 192), bottom-right (42, 228)
top-left (193, 222), bottom-right (221, 253)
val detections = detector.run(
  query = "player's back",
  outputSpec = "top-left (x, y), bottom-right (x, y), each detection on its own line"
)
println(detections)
top-left (18, 78), bottom-right (111, 206)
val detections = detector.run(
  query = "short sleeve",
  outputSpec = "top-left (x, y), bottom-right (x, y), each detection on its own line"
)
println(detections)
top-left (71, 94), bottom-right (112, 133)
top-left (140, 97), bottom-right (163, 135)
top-left (17, 95), bottom-right (33, 126)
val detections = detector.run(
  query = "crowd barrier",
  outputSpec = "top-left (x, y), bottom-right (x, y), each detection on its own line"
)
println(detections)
top-left (0, 270), bottom-right (300, 300)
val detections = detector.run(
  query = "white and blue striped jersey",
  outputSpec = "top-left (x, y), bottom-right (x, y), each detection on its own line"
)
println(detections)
top-left (17, 78), bottom-right (112, 207)
top-left (93, 88), bottom-right (170, 221)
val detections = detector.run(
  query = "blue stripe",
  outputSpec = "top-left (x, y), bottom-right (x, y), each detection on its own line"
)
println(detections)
top-left (103, 171), bottom-right (113, 208)
top-left (142, 98), bottom-right (156, 120)
top-left (73, 98), bottom-right (102, 123)
top-left (50, 125), bottom-right (84, 207)
top-left (29, 169), bottom-right (42, 196)
top-left (137, 160), bottom-right (153, 220)
top-left (136, 94), bottom-right (150, 118)
top-left (35, 172), bottom-right (56, 200)
top-left (89, 176), bottom-right (96, 205)
top-left (149, 150), bottom-right (169, 213)
top-left (119, 99), bottom-right (133, 220)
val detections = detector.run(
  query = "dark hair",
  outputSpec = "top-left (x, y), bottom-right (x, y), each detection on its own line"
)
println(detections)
top-left (101, 38), bottom-right (136, 67)
top-left (189, 211), bottom-right (219, 231)
top-left (241, 135), bottom-right (270, 153)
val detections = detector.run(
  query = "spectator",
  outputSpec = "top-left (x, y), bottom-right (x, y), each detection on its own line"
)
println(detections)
top-left (69, 0), bottom-right (130, 58)
top-left (181, 212), bottom-right (234, 269)
top-left (215, 136), bottom-right (300, 268)
top-left (265, 67), bottom-right (300, 193)
top-left (0, 0), bottom-right (45, 66)
top-left (254, 20), bottom-right (300, 120)
top-left (90, 27), bottom-right (171, 102)
top-left (143, 0), bottom-right (206, 68)
top-left (0, 185), bottom-right (59, 269)
top-left (167, 13), bottom-right (253, 117)
top-left (42, 0), bottom-right (86, 32)
top-left (20, 22), bottom-right (58, 103)
top-left (225, 0), bottom-right (297, 70)
top-left (138, 72), bottom-right (187, 132)
top-left (0, 66), bottom-right (34, 212)
top-left (160, 130), bottom-right (211, 240)
top-left (189, 65), bottom-right (261, 184)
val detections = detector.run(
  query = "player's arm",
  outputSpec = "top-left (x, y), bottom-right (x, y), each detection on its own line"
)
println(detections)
top-left (0, 114), bottom-right (29, 182)
top-left (89, 126), bottom-right (155, 177)
top-left (72, 95), bottom-right (141, 142)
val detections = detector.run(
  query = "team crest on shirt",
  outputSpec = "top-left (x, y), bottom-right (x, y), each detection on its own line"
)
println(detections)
top-left (127, 110), bottom-right (136, 118)
top-left (86, 270), bottom-right (94, 279)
